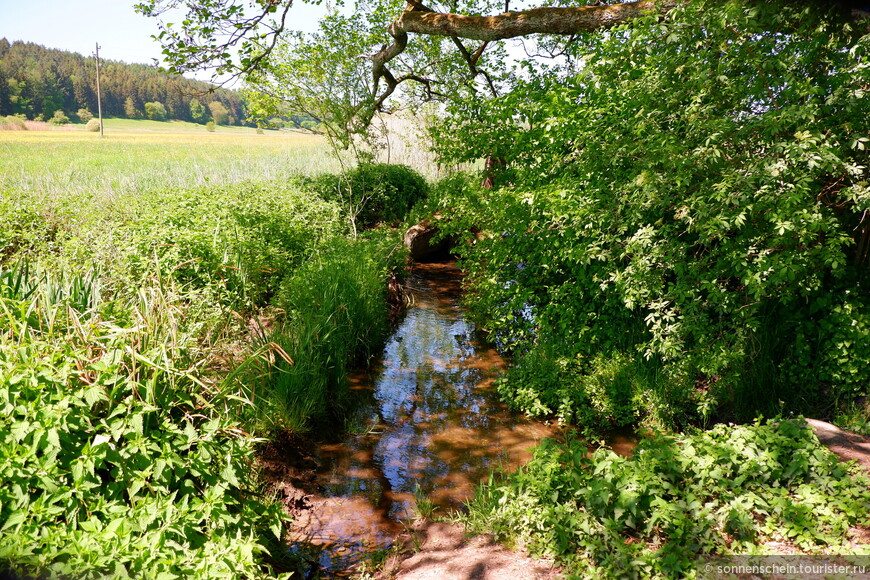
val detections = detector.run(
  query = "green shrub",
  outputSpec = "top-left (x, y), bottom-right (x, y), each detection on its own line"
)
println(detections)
top-left (48, 110), bottom-right (70, 125)
top-left (144, 101), bottom-right (167, 121)
top-left (311, 163), bottom-right (428, 230)
top-left (77, 108), bottom-right (94, 123)
top-left (0, 115), bottom-right (27, 130)
top-left (205, 120), bottom-right (216, 132)
top-left (85, 118), bottom-right (101, 132)
top-left (128, 183), bottom-right (342, 308)
top-left (0, 264), bottom-right (287, 580)
top-left (431, 2), bottom-right (870, 427)
top-left (465, 419), bottom-right (870, 578)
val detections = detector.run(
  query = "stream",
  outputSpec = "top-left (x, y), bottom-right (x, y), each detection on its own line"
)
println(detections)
top-left (276, 261), bottom-right (561, 575)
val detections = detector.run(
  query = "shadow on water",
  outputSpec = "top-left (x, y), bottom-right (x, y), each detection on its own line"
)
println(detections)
top-left (272, 262), bottom-right (603, 576)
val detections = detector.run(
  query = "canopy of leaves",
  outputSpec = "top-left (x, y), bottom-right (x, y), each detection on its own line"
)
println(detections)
top-left (432, 0), bottom-right (870, 427)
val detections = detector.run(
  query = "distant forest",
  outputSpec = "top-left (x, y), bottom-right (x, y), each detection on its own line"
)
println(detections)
top-left (0, 39), bottom-right (248, 125)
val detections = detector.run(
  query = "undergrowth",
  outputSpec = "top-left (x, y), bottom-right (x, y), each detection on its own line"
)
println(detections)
top-left (0, 165), bottom-right (413, 577)
top-left (0, 263), bottom-right (288, 579)
top-left (247, 233), bottom-right (408, 432)
top-left (463, 419), bottom-right (870, 579)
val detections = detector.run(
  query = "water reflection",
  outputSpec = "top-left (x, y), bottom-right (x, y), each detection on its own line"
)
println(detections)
top-left (285, 262), bottom-right (559, 574)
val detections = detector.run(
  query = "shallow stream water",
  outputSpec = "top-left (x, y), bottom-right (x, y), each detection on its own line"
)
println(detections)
top-left (283, 261), bottom-right (561, 575)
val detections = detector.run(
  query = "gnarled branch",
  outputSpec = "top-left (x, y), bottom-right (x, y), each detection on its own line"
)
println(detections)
top-left (369, 0), bottom-right (679, 109)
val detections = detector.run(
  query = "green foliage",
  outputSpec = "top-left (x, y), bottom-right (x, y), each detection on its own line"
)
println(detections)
top-left (189, 98), bottom-right (207, 124)
top-left (309, 163), bottom-right (429, 230)
top-left (0, 142), bottom-right (368, 578)
top-left (465, 419), bottom-right (870, 577)
top-left (48, 109), bottom-right (69, 125)
top-left (116, 183), bottom-right (342, 308)
top-left (124, 96), bottom-right (141, 119)
top-left (0, 115), bottom-right (27, 130)
top-left (0, 262), bottom-right (288, 580)
top-left (85, 118), bottom-right (100, 132)
top-left (430, 1), bottom-right (870, 427)
top-left (0, 41), bottom-right (247, 123)
top-left (834, 401), bottom-right (870, 437)
top-left (1, 182), bottom-right (343, 310)
top-left (144, 101), bottom-right (168, 121)
top-left (254, 234), bottom-right (405, 431)
top-left (244, 13), bottom-right (379, 152)
top-left (76, 108), bottom-right (93, 123)
top-left (208, 101), bottom-right (229, 125)
top-left (205, 120), bottom-right (216, 132)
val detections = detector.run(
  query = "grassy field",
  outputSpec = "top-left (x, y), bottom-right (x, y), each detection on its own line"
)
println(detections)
top-left (0, 124), bottom-right (339, 199)
top-left (96, 117), bottom-right (282, 135)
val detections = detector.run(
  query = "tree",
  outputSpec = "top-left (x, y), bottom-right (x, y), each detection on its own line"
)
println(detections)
top-left (76, 108), bottom-right (93, 123)
top-left (208, 100), bottom-right (229, 125)
top-left (136, 0), bottom-right (870, 425)
top-left (123, 96), bottom-right (141, 118)
top-left (135, 0), bottom-right (869, 120)
top-left (144, 100), bottom-right (167, 121)
top-left (189, 97), bottom-right (207, 123)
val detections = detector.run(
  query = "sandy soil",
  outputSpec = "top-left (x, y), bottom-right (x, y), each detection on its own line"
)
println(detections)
top-left (804, 418), bottom-right (870, 472)
top-left (374, 521), bottom-right (562, 580)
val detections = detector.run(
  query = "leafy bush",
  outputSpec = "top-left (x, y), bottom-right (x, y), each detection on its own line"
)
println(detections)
top-left (208, 101), bottom-right (230, 125)
top-left (48, 110), bottom-right (70, 125)
top-left (144, 101), bottom-right (168, 121)
top-left (310, 163), bottom-right (428, 230)
top-left (465, 419), bottom-right (870, 578)
top-left (0, 115), bottom-right (27, 130)
top-left (85, 118), bottom-right (101, 132)
top-left (432, 1), bottom-right (870, 426)
top-left (205, 120), bottom-right (216, 132)
top-left (77, 108), bottom-right (94, 123)
top-left (0, 264), bottom-right (287, 580)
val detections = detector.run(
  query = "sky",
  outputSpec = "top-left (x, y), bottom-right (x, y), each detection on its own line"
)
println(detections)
top-left (0, 0), bottom-right (328, 79)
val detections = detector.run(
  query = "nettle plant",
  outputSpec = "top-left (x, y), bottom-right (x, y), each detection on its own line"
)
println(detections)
top-left (465, 419), bottom-right (870, 578)
top-left (0, 263), bottom-right (288, 579)
top-left (434, 1), bottom-right (870, 429)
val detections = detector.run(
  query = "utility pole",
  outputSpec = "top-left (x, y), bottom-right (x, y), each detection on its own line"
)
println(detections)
top-left (95, 43), bottom-right (104, 137)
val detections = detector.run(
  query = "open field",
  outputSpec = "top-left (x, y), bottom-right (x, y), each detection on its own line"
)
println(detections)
top-left (0, 127), bottom-right (340, 199)
top-left (96, 117), bottom-right (280, 134)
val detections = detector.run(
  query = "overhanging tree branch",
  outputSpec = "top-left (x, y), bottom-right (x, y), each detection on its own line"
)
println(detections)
top-left (370, 0), bottom-right (679, 109)
top-left (394, 0), bottom-right (679, 41)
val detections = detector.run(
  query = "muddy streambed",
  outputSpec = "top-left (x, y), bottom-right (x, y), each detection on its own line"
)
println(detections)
top-left (264, 262), bottom-right (562, 575)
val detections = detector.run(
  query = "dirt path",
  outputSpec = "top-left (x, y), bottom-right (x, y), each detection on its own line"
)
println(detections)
top-left (375, 521), bottom-right (561, 580)
top-left (804, 418), bottom-right (870, 472)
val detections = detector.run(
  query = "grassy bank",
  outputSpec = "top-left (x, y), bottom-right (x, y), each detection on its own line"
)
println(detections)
top-left (0, 131), bottom-right (424, 577)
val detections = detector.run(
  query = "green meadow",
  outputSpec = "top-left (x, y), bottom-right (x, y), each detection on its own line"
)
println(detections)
top-left (0, 126), bottom-right (338, 199)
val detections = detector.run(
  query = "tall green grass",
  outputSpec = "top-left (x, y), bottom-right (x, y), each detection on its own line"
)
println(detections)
top-left (248, 235), bottom-right (406, 432)
top-left (0, 130), bottom-right (339, 201)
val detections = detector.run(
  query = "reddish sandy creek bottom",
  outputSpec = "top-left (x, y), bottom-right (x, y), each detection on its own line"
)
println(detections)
top-left (258, 262), bottom-right (870, 579)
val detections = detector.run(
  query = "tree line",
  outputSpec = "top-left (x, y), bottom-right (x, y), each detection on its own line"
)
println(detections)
top-left (0, 39), bottom-right (248, 125)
